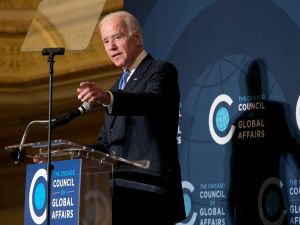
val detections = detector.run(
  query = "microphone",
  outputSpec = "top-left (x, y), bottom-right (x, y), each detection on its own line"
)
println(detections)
top-left (51, 102), bottom-right (91, 129)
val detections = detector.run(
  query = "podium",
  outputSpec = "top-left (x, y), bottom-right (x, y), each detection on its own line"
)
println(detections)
top-left (5, 139), bottom-right (150, 225)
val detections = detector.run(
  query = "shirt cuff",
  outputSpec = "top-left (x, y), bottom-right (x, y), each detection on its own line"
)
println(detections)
top-left (103, 91), bottom-right (114, 114)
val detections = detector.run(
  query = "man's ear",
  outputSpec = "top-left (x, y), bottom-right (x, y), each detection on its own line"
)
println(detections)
top-left (134, 31), bottom-right (142, 46)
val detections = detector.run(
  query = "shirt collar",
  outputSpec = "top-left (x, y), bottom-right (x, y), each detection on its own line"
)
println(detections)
top-left (127, 50), bottom-right (147, 74)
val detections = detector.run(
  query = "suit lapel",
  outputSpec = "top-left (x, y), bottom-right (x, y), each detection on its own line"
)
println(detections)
top-left (123, 54), bottom-right (153, 91)
top-left (106, 54), bottom-right (153, 130)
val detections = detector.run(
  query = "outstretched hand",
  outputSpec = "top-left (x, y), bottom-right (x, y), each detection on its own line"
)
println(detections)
top-left (77, 82), bottom-right (111, 105)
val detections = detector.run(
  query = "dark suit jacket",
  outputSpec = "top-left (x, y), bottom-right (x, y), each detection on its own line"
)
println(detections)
top-left (94, 54), bottom-right (186, 222)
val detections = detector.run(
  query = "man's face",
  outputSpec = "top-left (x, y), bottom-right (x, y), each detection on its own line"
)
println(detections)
top-left (100, 17), bottom-right (141, 70)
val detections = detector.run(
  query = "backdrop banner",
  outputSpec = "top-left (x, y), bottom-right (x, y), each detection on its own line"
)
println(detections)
top-left (125, 1), bottom-right (300, 224)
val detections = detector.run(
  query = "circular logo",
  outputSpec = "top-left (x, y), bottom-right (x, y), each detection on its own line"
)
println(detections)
top-left (215, 107), bottom-right (230, 132)
top-left (209, 94), bottom-right (235, 145)
top-left (258, 177), bottom-right (287, 225)
top-left (262, 184), bottom-right (285, 223)
top-left (178, 181), bottom-right (197, 225)
top-left (34, 183), bottom-right (46, 210)
top-left (29, 168), bottom-right (47, 224)
top-left (183, 193), bottom-right (192, 217)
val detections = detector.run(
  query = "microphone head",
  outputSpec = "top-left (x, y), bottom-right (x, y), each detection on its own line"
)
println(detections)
top-left (82, 102), bottom-right (91, 112)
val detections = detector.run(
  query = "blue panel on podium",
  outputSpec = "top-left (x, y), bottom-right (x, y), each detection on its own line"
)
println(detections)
top-left (24, 159), bottom-right (81, 225)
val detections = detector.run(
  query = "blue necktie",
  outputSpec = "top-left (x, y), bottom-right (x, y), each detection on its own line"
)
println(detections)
top-left (119, 70), bottom-right (131, 90)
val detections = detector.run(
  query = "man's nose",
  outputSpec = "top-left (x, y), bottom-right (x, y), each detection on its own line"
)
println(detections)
top-left (107, 40), bottom-right (117, 50)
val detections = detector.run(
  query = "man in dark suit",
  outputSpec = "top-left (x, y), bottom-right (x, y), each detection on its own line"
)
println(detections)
top-left (77, 11), bottom-right (186, 225)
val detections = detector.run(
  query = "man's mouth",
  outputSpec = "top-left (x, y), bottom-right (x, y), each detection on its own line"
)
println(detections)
top-left (112, 53), bottom-right (122, 59)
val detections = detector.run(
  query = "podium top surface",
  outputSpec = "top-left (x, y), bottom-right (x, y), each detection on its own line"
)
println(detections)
top-left (5, 139), bottom-right (150, 170)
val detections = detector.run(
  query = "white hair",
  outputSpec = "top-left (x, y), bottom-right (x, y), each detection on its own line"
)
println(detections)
top-left (100, 11), bottom-right (143, 43)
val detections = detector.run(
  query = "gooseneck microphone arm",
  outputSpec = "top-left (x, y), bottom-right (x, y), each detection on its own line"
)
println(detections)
top-left (14, 101), bottom-right (91, 164)
top-left (14, 120), bottom-right (51, 165)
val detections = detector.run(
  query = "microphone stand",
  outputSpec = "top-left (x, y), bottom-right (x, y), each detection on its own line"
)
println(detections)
top-left (42, 47), bottom-right (65, 225)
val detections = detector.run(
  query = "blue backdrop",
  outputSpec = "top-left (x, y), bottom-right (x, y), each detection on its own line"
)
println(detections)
top-left (125, 1), bottom-right (300, 224)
